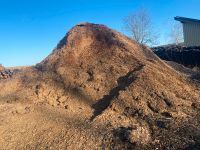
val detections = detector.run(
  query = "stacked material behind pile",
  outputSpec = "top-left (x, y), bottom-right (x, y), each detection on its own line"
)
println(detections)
top-left (153, 45), bottom-right (200, 68)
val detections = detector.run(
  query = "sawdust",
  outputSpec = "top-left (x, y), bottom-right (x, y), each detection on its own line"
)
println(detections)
top-left (0, 23), bottom-right (200, 149)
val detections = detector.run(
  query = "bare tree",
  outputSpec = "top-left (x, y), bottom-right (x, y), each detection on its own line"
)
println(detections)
top-left (169, 22), bottom-right (184, 45)
top-left (123, 8), bottom-right (158, 46)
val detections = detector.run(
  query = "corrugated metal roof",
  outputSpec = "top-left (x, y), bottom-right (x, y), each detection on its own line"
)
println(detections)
top-left (175, 16), bottom-right (200, 23)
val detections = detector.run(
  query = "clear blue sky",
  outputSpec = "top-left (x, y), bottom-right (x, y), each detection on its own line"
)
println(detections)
top-left (0, 0), bottom-right (200, 67)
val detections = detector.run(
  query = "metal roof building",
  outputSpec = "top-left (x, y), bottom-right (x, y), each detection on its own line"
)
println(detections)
top-left (175, 16), bottom-right (200, 47)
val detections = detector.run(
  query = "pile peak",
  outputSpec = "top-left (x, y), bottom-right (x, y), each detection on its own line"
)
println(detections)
top-left (39, 22), bottom-right (157, 71)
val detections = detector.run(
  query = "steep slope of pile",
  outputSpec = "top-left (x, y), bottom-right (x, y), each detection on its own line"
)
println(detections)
top-left (0, 23), bottom-right (200, 150)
